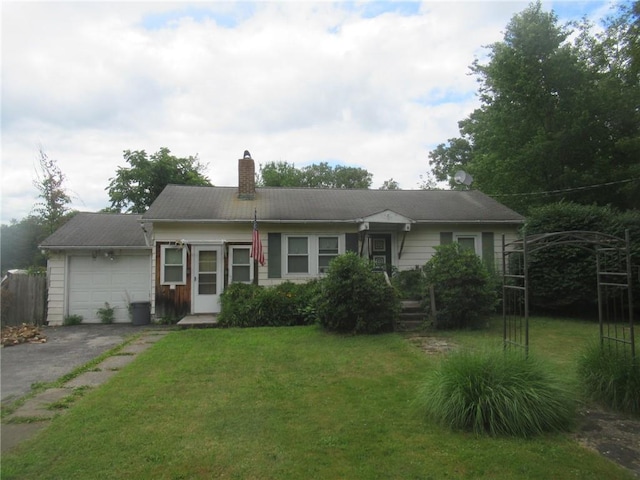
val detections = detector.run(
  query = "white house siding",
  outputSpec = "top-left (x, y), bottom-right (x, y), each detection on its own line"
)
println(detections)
top-left (150, 222), bottom-right (355, 293)
top-left (257, 223), bottom-right (354, 287)
top-left (149, 222), bottom-right (521, 315)
top-left (395, 224), bottom-right (520, 272)
top-left (45, 253), bottom-right (66, 326)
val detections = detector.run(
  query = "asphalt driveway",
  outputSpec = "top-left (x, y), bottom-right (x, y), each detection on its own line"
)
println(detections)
top-left (1, 324), bottom-right (152, 403)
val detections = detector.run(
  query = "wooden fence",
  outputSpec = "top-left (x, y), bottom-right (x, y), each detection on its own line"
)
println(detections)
top-left (1, 273), bottom-right (47, 326)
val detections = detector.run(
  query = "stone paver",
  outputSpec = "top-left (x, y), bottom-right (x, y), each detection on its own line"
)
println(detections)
top-left (98, 354), bottom-right (137, 370)
top-left (64, 370), bottom-right (118, 388)
top-left (10, 388), bottom-right (72, 420)
top-left (120, 343), bottom-right (153, 355)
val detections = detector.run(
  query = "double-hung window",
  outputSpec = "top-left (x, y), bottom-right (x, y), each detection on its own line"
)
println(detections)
top-left (230, 246), bottom-right (253, 283)
top-left (285, 234), bottom-right (343, 276)
top-left (318, 236), bottom-right (339, 273)
top-left (161, 245), bottom-right (186, 285)
top-left (287, 236), bottom-right (309, 274)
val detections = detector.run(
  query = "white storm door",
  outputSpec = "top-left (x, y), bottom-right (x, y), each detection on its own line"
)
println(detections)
top-left (192, 245), bottom-right (223, 314)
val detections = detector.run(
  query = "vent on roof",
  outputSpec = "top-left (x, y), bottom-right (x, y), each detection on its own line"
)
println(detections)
top-left (238, 151), bottom-right (255, 200)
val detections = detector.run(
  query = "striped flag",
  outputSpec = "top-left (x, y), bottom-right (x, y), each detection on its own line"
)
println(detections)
top-left (251, 211), bottom-right (265, 266)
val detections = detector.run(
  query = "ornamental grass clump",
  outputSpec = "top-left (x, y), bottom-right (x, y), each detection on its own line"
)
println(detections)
top-left (578, 341), bottom-right (640, 415)
top-left (418, 347), bottom-right (575, 437)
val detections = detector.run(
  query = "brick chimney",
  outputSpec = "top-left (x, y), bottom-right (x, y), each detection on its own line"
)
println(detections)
top-left (238, 150), bottom-right (256, 200)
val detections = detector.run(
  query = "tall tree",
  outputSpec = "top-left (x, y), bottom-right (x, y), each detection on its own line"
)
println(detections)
top-left (33, 149), bottom-right (71, 235)
top-left (428, 2), bottom-right (640, 213)
top-left (259, 161), bottom-right (372, 189)
top-left (106, 148), bottom-right (212, 213)
top-left (258, 161), bottom-right (302, 187)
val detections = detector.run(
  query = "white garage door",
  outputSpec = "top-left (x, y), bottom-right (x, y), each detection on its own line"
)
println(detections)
top-left (68, 254), bottom-right (151, 323)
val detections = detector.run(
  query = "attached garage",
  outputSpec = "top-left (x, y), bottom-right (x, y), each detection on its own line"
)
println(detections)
top-left (40, 213), bottom-right (152, 326)
top-left (68, 253), bottom-right (150, 323)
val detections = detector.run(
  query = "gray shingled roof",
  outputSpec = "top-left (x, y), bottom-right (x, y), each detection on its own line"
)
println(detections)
top-left (142, 185), bottom-right (524, 224)
top-left (40, 213), bottom-right (148, 248)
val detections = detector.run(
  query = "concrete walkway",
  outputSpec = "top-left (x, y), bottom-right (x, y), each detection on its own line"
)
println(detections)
top-left (1, 329), bottom-right (170, 454)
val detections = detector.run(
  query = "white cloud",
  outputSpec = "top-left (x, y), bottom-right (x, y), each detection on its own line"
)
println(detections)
top-left (1, 1), bottom-right (611, 224)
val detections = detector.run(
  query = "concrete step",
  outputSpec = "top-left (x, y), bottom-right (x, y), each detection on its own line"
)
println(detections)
top-left (177, 315), bottom-right (219, 328)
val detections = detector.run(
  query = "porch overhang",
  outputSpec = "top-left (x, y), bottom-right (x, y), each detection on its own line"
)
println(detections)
top-left (357, 209), bottom-right (415, 232)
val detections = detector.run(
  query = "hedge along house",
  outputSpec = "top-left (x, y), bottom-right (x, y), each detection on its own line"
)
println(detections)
top-left (142, 152), bottom-right (525, 321)
top-left (40, 213), bottom-right (152, 325)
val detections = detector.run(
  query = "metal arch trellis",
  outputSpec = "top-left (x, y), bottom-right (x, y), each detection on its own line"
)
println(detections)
top-left (501, 230), bottom-right (635, 358)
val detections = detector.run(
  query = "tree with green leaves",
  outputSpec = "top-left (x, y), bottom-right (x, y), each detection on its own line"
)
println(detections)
top-left (258, 161), bottom-right (372, 189)
top-left (379, 178), bottom-right (400, 190)
top-left (33, 148), bottom-right (72, 235)
top-left (428, 2), bottom-right (640, 213)
top-left (258, 161), bottom-right (303, 187)
top-left (106, 148), bottom-right (212, 213)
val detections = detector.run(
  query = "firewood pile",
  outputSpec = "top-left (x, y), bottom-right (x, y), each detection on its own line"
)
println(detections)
top-left (1, 324), bottom-right (47, 347)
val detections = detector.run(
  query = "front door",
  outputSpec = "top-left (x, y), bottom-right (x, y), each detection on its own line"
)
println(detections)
top-left (192, 245), bottom-right (223, 313)
top-left (369, 234), bottom-right (392, 276)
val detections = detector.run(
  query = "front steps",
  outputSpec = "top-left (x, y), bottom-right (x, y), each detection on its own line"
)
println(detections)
top-left (396, 300), bottom-right (428, 332)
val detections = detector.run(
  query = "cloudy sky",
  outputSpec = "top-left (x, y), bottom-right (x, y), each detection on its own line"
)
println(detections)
top-left (1, 1), bottom-right (615, 224)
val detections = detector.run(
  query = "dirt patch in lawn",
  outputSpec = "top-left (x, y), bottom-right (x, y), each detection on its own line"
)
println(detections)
top-left (404, 333), bottom-right (640, 478)
top-left (405, 334), bottom-right (457, 355)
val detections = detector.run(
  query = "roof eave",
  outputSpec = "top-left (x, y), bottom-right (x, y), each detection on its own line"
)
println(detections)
top-left (40, 245), bottom-right (152, 250)
top-left (143, 218), bottom-right (524, 225)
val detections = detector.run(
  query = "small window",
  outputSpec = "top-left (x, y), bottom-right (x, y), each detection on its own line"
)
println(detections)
top-left (454, 234), bottom-right (481, 256)
top-left (318, 236), bottom-right (339, 273)
top-left (287, 236), bottom-right (309, 274)
top-left (161, 245), bottom-right (186, 285)
top-left (230, 246), bottom-right (252, 283)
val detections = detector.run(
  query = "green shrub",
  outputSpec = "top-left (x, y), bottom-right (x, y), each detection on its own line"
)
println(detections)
top-left (255, 283), bottom-right (296, 326)
top-left (64, 314), bottom-right (83, 326)
top-left (418, 347), bottom-right (575, 437)
top-left (96, 302), bottom-right (115, 324)
top-left (578, 341), bottom-right (640, 415)
top-left (391, 267), bottom-right (427, 300)
top-left (218, 281), bottom-right (321, 328)
top-left (316, 252), bottom-right (400, 334)
top-left (423, 243), bottom-right (497, 329)
top-left (218, 283), bottom-right (262, 327)
top-left (525, 203), bottom-right (640, 314)
top-left (289, 279), bottom-right (322, 325)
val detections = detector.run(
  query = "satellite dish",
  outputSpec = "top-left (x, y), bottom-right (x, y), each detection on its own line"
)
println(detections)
top-left (454, 170), bottom-right (473, 186)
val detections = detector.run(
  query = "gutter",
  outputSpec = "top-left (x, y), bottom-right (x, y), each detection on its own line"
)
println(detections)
top-left (141, 218), bottom-right (524, 225)
top-left (39, 245), bottom-right (152, 251)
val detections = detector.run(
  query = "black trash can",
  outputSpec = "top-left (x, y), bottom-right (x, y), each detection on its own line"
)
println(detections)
top-left (130, 301), bottom-right (151, 326)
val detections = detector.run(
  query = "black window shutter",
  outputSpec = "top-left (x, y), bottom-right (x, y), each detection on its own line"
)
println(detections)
top-left (268, 233), bottom-right (281, 278)
top-left (440, 232), bottom-right (453, 244)
top-left (482, 232), bottom-right (495, 272)
top-left (345, 233), bottom-right (359, 253)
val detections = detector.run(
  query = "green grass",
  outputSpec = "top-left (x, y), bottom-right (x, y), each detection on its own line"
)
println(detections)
top-left (578, 340), bottom-right (640, 414)
top-left (1, 324), bottom-right (635, 479)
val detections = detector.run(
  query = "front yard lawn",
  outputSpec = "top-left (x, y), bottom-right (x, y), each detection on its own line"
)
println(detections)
top-left (2, 322), bottom-right (634, 479)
